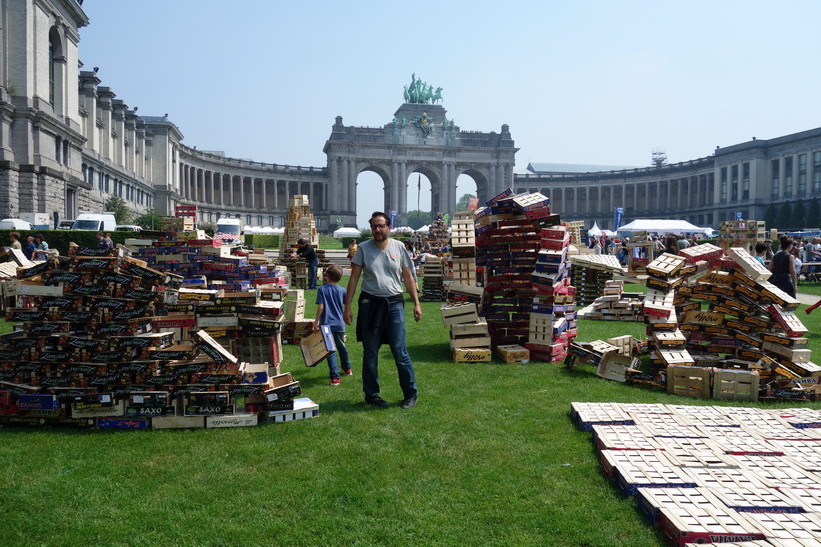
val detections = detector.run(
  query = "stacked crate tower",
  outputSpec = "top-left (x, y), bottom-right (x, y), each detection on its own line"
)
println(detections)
top-left (475, 189), bottom-right (577, 362)
top-left (278, 194), bottom-right (318, 288)
top-left (449, 211), bottom-right (477, 286)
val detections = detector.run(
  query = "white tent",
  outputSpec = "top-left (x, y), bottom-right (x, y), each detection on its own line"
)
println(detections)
top-left (333, 227), bottom-right (361, 238)
top-left (417, 225), bottom-right (430, 233)
top-left (618, 218), bottom-right (712, 235)
top-left (588, 222), bottom-right (602, 237)
top-left (392, 226), bottom-right (414, 234)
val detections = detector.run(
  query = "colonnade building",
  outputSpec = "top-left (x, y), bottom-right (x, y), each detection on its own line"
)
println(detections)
top-left (3, 0), bottom-right (821, 232)
top-left (516, 127), bottom-right (821, 230)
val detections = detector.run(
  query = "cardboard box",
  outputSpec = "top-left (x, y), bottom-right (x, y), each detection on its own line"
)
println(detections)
top-left (151, 415), bottom-right (205, 430)
top-left (96, 417), bottom-right (150, 429)
top-left (264, 373), bottom-right (301, 402)
top-left (497, 344), bottom-right (530, 363)
top-left (70, 400), bottom-right (125, 418)
top-left (200, 412), bottom-right (257, 428)
top-left (300, 326), bottom-right (337, 367)
top-left (261, 397), bottom-right (319, 423)
top-left (451, 348), bottom-right (492, 362)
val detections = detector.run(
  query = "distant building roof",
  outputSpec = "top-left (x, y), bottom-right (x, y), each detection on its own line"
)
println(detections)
top-left (526, 162), bottom-right (641, 174)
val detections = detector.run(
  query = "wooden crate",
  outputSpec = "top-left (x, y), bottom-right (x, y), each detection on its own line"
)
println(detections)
top-left (667, 365), bottom-right (710, 398)
top-left (440, 302), bottom-right (479, 326)
top-left (710, 487), bottom-right (805, 514)
top-left (744, 511), bottom-right (821, 541)
top-left (646, 253), bottom-right (687, 280)
top-left (449, 321), bottom-right (490, 349)
top-left (596, 352), bottom-right (639, 382)
top-left (570, 401), bottom-right (635, 432)
top-left (659, 505), bottom-right (763, 546)
top-left (636, 487), bottom-right (725, 527)
top-left (591, 424), bottom-right (658, 452)
top-left (727, 247), bottom-right (772, 282)
top-left (712, 369), bottom-right (759, 402)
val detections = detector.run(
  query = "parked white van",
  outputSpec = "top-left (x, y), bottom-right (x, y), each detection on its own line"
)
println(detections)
top-left (0, 218), bottom-right (32, 230)
top-left (214, 218), bottom-right (243, 245)
top-left (72, 212), bottom-right (116, 232)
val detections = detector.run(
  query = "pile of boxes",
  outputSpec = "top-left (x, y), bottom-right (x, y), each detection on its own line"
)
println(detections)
top-left (441, 301), bottom-right (491, 362)
top-left (626, 231), bottom-right (657, 275)
top-left (475, 189), bottom-right (577, 362)
top-left (449, 211), bottom-right (477, 286)
top-left (718, 219), bottom-right (766, 253)
top-left (427, 214), bottom-right (449, 251)
top-left (0, 244), bottom-right (318, 430)
top-left (420, 260), bottom-right (446, 302)
top-left (569, 254), bottom-right (626, 306)
top-left (278, 194), bottom-right (318, 259)
top-left (577, 280), bottom-right (645, 321)
top-left (573, 242), bottom-right (815, 402)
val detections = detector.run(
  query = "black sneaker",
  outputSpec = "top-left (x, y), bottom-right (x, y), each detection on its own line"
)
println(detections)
top-left (400, 396), bottom-right (417, 409)
top-left (365, 395), bottom-right (388, 408)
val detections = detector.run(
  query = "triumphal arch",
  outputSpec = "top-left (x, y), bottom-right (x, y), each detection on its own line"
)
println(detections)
top-left (324, 76), bottom-right (518, 226)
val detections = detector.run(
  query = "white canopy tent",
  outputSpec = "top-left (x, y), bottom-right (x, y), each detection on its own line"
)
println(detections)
top-left (416, 225), bottom-right (430, 233)
top-left (391, 226), bottom-right (414, 234)
top-left (618, 219), bottom-right (713, 236)
top-left (333, 227), bottom-right (361, 238)
top-left (589, 222), bottom-right (616, 238)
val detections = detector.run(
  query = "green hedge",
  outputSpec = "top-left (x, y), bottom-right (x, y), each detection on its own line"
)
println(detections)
top-left (245, 234), bottom-right (280, 249)
top-left (0, 230), bottom-right (161, 256)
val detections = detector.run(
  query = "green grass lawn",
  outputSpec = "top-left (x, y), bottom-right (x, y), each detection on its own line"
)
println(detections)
top-left (2, 280), bottom-right (820, 545)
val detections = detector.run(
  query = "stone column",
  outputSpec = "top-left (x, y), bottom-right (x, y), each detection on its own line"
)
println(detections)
top-left (330, 159), bottom-right (338, 212)
top-left (193, 168), bottom-right (199, 202)
top-left (348, 160), bottom-right (356, 213)
top-left (340, 160), bottom-right (348, 212)
top-left (391, 161), bottom-right (400, 217)
top-left (239, 176), bottom-right (245, 208)
top-left (228, 175), bottom-right (234, 206)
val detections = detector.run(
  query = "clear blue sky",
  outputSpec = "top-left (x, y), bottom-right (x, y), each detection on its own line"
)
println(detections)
top-left (79, 1), bottom-right (821, 228)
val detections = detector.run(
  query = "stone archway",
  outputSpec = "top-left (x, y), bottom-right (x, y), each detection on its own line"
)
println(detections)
top-left (324, 100), bottom-right (517, 228)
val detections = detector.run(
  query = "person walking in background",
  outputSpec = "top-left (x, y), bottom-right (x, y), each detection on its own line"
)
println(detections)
top-left (313, 264), bottom-right (352, 386)
top-left (23, 236), bottom-right (35, 261)
top-left (96, 232), bottom-right (109, 252)
top-left (664, 235), bottom-right (680, 255)
top-left (754, 242), bottom-right (768, 265)
top-left (297, 238), bottom-right (319, 290)
top-left (32, 234), bottom-right (49, 260)
top-left (769, 236), bottom-right (798, 297)
top-left (344, 211), bottom-right (421, 409)
top-left (347, 240), bottom-right (358, 263)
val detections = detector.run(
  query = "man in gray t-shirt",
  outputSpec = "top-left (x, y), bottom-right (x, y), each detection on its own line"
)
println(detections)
top-left (344, 211), bottom-right (422, 409)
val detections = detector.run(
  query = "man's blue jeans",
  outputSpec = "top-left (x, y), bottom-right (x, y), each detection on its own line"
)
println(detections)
top-left (360, 299), bottom-right (417, 399)
top-left (308, 258), bottom-right (318, 289)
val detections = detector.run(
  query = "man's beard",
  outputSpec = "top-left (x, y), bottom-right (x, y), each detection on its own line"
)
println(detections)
top-left (373, 231), bottom-right (388, 242)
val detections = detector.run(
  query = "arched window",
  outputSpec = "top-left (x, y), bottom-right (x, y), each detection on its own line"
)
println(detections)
top-left (48, 28), bottom-right (64, 114)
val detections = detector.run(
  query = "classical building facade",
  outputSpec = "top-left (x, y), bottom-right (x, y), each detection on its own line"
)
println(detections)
top-left (3, 1), bottom-right (821, 232)
top-left (515, 128), bottom-right (821, 230)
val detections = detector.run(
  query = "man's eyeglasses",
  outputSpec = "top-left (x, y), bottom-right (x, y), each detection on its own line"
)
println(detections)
top-left (371, 224), bottom-right (389, 230)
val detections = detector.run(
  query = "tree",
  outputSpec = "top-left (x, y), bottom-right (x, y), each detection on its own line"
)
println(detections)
top-left (776, 200), bottom-right (792, 231)
top-left (104, 195), bottom-right (133, 225)
top-left (455, 193), bottom-right (476, 211)
top-left (406, 210), bottom-right (431, 230)
top-left (763, 203), bottom-right (777, 230)
top-left (808, 197), bottom-right (821, 229)
top-left (793, 199), bottom-right (807, 230)
top-left (134, 208), bottom-right (161, 230)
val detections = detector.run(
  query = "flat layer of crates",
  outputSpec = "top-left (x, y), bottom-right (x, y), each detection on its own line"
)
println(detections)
top-left (575, 402), bottom-right (821, 544)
